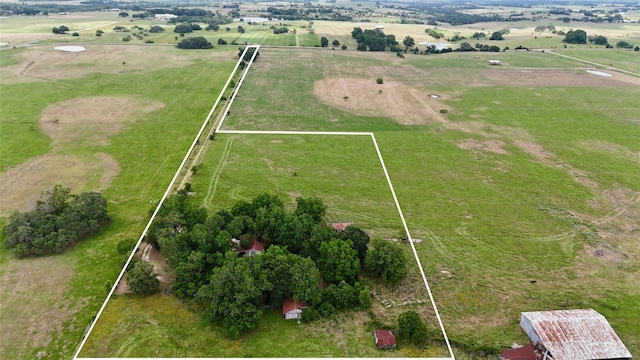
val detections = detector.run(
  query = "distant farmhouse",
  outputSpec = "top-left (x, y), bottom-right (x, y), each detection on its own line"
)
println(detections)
top-left (154, 14), bottom-right (177, 20)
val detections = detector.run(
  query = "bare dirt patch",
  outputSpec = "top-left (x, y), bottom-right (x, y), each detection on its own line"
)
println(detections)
top-left (0, 45), bottom-right (232, 85)
top-left (457, 138), bottom-right (508, 154)
top-left (0, 255), bottom-right (85, 359)
top-left (115, 242), bottom-right (175, 295)
top-left (0, 96), bottom-right (163, 216)
top-left (313, 78), bottom-right (449, 125)
top-left (40, 96), bottom-right (164, 146)
top-left (0, 153), bottom-right (119, 217)
top-left (484, 68), bottom-right (640, 87)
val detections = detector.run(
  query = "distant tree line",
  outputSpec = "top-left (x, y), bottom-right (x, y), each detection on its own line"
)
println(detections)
top-left (146, 192), bottom-right (407, 338)
top-left (3, 185), bottom-right (110, 257)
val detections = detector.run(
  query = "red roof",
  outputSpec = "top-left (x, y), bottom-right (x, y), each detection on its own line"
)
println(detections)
top-left (239, 238), bottom-right (264, 253)
top-left (282, 298), bottom-right (308, 315)
top-left (500, 344), bottom-right (537, 360)
top-left (328, 222), bottom-right (352, 231)
top-left (374, 329), bottom-right (396, 348)
top-left (521, 309), bottom-right (632, 359)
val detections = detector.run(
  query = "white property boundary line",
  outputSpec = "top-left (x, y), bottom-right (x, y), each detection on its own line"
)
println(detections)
top-left (76, 44), bottom-right (455, 359)
top-left (73, 46), bottom-right (260, 360)
top-left (217, 129), bottom-right (455, 360)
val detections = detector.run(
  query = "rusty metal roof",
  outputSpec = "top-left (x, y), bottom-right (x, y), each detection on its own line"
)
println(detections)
top-left (521, 309), bottom-right (632, 360)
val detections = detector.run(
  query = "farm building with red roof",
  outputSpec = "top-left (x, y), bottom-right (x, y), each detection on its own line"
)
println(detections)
top-left (282, 298), bottom-right (308, 320)
top-left (520, 309), bottom-right (632, 360)
top-left (238, 238), bottom-right (264, 257)
top-left (374, 329), bottom-right (396, 349)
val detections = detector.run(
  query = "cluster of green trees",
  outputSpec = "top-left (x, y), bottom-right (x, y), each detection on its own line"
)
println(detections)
top-left (51, 25), bottom-right (69, 34)
top-left (146, 192), bottom-right (407, 337)
top-left (272, 26), bottom-right (289, 34)
top-left (563, 29), bottom-right (587, 44)
top-left (176, 36), bottom-right (213, 49)
top-left (351, 27), bottom-right (400, 52)
top-left (3, 185), bottom-right (110, 257)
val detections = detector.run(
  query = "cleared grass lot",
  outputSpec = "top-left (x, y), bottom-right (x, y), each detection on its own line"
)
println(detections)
top-left (219, 47), bottom-right (640, 356)
top-left (81, 133), bottom-right (451, 358)
top-left (0, 45), bottom-right (237, 359)
top-left (2, 9), bottom-right (639, 358)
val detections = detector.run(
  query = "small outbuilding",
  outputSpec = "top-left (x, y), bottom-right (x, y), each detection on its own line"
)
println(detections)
top-left (489, 60), bottom-right (502, 66)
top-left (327, 222), bottom-right (352, 232)
top-left (374, 329), bottom-right (396, 349)
top-left (374, 25), bottom-right (385, 30)
top-left (282, 298), bottom-right (308, 320)
top-left (238, 238), bottom-right (265, 257)
top-left (520, 309), bottom-right (632, 360)
top-left (500, 343), bottom-right (538, 360)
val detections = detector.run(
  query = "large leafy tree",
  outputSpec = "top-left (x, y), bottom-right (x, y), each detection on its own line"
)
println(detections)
top-left (365, 238), bottom-right (407, 286)
top-left (290, 255), bottom-right (321, 305)
top-left (563, 29), bottom-right (587, 44)
top-left (337, 225), bottom-right (370, 264)
top-left (126, 261), bottom-right (160, 296)
top-left (318, 239), bottom-right (360, 284)
top-left (294, 197), bottom-right (327, 223)
top-left (198, 254), bottom-right (269, 338)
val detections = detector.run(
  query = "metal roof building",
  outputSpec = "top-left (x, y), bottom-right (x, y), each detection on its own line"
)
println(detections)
top-left (520, 309), bottom-right (632, 360)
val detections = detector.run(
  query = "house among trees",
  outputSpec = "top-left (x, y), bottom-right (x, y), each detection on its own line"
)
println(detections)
top-left (282, 298), bottom-right (308, 320)
top-left (327, 222), bottom-right (352, 231)
top-left (374, 329), bottom-right (396, 349)
top-left (238, 238), bottom-right (265, 257)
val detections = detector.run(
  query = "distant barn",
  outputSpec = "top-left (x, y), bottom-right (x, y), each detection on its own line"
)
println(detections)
top-left (520, 309), bottom-right (632, 360)
top-left (374, 25), bottom-right (385, 30)
top-left (489, 60), bottom-right (502, 66)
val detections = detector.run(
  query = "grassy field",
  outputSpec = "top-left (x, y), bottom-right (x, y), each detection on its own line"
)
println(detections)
top-left (219, 47), bottom-right (640, 356)
top-left (0, 45), bottom-right (237, 359)
top-left (81, 294), bottom-right (448, 358)
top-left (3, 9), bottom-right (640, 359)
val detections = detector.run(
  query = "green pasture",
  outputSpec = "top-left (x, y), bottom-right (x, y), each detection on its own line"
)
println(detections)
top-left (224, 48), bottom-right (408, 132)
top-left (0, 46), bottom-right (237, 359)
top-left (298, 32), bottom-right (321, 47)
top-left (555, 49), bottom-right (640, 74)
top-left (215, 46), bottom-right (640, 356)
top-left (237, 25), bottom-right (297, 46)
top-left (191, 134), bottom-right (404, 238)
top-left (0, 11), bottom-right (122, 37)
top-left (81, 294), bottom-right (448, 358)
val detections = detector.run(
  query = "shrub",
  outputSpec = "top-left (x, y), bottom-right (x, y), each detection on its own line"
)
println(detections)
top-left (126, 261), bottom-right (159, 295)
top-left (376, 78), bottom-right (383, 84)
top-left (398, 310), bottom-right (428, 346)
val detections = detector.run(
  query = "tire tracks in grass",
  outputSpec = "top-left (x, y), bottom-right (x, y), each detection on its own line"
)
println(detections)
top-left (202, 136), bottom-right (235, 211)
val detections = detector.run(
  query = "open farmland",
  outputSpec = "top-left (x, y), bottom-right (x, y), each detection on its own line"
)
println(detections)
top-left (0, 44), bottom-right (237, 359)
top-left (221, 47), bottom-right (640, 356)
top-left (1, 4), bottom-right (639, 359)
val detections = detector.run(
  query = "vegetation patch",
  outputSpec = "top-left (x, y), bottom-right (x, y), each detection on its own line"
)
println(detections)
top-left (313, 78), bottom-right (448, 125)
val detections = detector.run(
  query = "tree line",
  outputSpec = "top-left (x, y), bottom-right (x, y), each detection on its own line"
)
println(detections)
top-left (142, 192), bottom-right (408, 338)
top-left (3, 185), bottom-right (110, 257)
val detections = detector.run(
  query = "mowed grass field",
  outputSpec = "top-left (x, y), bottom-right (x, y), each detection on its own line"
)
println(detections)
top-left (0, 44), bottom-right (237, 359)
top-left (221, 47), bottom-right (640, 356)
